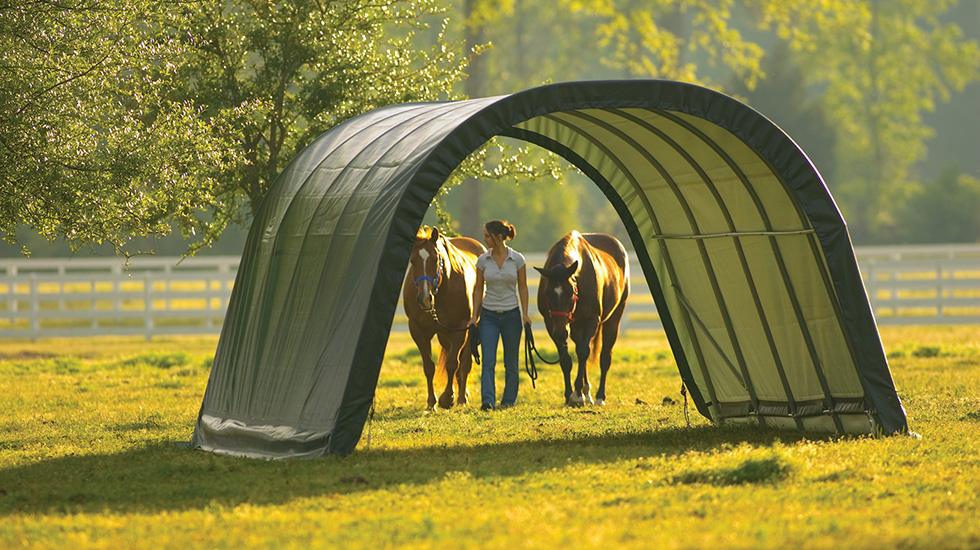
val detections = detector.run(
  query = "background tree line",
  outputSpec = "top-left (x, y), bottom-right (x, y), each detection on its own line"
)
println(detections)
top-left (1, 0), bottom-right (978, 257)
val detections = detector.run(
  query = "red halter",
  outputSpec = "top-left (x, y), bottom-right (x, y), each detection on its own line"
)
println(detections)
top-left (547, 265), bottom-right (578, 323)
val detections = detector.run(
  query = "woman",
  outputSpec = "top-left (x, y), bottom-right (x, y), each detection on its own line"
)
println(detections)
top-left (467, 220), bottom-right (532, 411)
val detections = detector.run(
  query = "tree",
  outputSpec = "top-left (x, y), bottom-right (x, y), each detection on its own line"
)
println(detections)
top-left (457, 0), bottom-right (493, 238)
top-left (171, 1), bottom-right (470, 217)
top-left (1, 0), bottom-right (239, 257)
top-left (899, 168), bottom-right (980, 243)
top-left (1, 0), bottom-right (471, 257)
top-left (727, 40), bottom-right (838, 180)
top-left (563, 0), bottom-right (766, 88)
top-left (751, 0), bottom-right (980, 242)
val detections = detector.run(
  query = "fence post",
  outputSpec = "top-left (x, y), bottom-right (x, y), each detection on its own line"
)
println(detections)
top-left (865, 258), bottom-right (878, 315)
top-left (91, 277), bottom-right (98, 331)
top-left (936, 262), bottom-right (944, 321)
top-left (29, 274), bottom-right (39, 342)
top-left (144, 272), bottom-right (153, 342)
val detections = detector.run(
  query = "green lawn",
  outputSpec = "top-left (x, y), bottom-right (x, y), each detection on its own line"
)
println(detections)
top-left (0, 327), bottom-right (978, 549)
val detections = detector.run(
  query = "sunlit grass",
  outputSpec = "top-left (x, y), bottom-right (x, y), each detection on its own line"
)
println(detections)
top-left (0, 327), bottom-right (977, 549)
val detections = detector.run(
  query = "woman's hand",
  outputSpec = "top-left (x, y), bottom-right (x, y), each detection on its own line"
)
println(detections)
top-left (467, 315), bottom-right (479, 327)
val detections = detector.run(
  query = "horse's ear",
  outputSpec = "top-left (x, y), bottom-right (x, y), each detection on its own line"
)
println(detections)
top-left (533, 266), bottom-right (549, 279)
top-left (429, 226), bottom-right (440, 242)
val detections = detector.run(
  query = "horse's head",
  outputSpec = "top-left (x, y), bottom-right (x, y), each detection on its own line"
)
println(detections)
top-left (534, 260), bottom-right (579, 331)
top-left (409, 227), bottom-right (444, 311)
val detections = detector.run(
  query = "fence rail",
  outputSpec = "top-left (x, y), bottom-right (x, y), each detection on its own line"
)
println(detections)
top-left (0, 244), bottom-right (977, 340)
top-left (856, 244), bottom-right (980, 326)
top-left (0, 256), bottom-right (239, 340)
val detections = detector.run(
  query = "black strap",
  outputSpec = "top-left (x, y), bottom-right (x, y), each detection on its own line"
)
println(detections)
top-left (468, 324), bottom-right (481, 365)
top-left (524, 322), bottom-right (560, 388)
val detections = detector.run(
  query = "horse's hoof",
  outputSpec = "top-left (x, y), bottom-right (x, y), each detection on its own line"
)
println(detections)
top-left (595, 399), bottom-right (605, 406)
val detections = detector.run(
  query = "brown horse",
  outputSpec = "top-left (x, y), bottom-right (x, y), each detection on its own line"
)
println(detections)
top-left (535, 231), bottom-right (630, 406)
top-left (403, 227), bottom-right (486, 410)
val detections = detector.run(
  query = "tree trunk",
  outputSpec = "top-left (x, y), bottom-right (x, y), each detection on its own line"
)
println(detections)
top-left (460, 0), bottom-right (486, 239)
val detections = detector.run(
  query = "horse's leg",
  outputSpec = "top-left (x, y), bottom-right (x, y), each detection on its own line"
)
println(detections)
top-left (435, 332), bottom-right (458, 409)
top-left (547, 318), bottom-right (576, 406)
top-left (571, 320), bottom-right (598, 406)
top-left (456, 335), bottom-right (472, 406)
top-left (582, 328), bottom-right (603, 406)
top-left (409, 318), bottom-right (438, 411)
top-left (447, 329), bottom-right (470, 407)
top-left (596, 301), bottom-right (627, 406)
top-left (571, 331), bottom-right (591, 406)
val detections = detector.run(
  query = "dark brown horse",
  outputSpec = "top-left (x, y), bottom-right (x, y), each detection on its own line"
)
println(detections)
top-left (535, 231), bottom-right (629, 406)
top-left (403, 227), bottom-right (486, 410)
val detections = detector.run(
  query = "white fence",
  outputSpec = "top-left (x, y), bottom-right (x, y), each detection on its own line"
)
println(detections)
top-left (856, 244), bottom-right (980, 325)
top-left (0, 256), bottom-right (239, 340)
top-left (0, 244), bottom-right (977, 340)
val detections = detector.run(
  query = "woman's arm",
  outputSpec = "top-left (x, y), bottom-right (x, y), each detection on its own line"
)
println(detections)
top-left (467, 268), bottom-right (484, 327)
top-left (518, 264), bottom-right (531, 326)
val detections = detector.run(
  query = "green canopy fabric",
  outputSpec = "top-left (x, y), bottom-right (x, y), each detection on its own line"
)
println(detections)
top-left (191, 80), bottom-right (908, 459)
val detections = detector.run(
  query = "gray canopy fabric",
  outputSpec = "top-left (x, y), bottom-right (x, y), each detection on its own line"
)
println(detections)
top-left (191, 80), bottom-right (908, 459)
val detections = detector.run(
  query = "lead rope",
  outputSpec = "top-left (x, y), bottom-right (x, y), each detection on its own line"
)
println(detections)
top-left (427, 308), bottom-right (469, 332)
top-left (469, 324), bottom-right (481, 365)
top-left (524, 325), bottom-right (538, 388)
top-left (524, 322), bottom-right (560, 388)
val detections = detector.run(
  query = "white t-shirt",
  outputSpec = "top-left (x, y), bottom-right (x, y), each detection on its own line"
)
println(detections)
top-left (476, 248), bottom-right (526, 312)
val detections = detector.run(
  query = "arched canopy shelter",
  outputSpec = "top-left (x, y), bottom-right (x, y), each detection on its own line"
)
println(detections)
top-left (191, 80), bottom-right (908, 459)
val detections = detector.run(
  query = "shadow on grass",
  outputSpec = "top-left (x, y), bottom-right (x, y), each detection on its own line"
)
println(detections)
top-left (0, 424), bottom-right (843, 516)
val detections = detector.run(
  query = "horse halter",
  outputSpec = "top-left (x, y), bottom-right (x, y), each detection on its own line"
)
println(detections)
top-left (546, 264), bottom-right (579, 323)
top-left (413, 247), bottom-right (445, 297)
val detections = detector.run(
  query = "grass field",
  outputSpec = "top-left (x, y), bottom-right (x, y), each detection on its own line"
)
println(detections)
top-left (0, 326), bottom-right (978, 549)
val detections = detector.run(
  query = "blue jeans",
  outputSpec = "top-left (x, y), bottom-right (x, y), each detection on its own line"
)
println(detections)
top-left (479, 307), bottom-right (523, 407)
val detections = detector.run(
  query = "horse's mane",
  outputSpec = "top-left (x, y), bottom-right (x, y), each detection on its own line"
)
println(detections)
top-left (547, 230), bottom-right (584, 267)
top-left (418, 227), bottom-right (473, 274)
top-left (441, 235), bottom-right (475, 274)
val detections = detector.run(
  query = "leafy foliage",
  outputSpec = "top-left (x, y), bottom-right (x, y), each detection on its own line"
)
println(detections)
top-left (751, 0), bottom-right (980, 242)
top-left (727, 40), bottom-right (838, 180)
top-left (0, 0), bottom-right (241, 257)
top-left (1, 0), bottom-right (471, 257)
top-left (170, 0), bottom-right (470, 213)
top-left (573, 0), bottom-right (765, 87)
top-left (898, 169), bottom-right (980, 243)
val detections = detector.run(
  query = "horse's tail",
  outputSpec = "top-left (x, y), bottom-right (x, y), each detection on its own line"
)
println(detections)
top-left (436, 341), bottom-right (471, 396)
top-left (434, 347), bottom-right (450, 389)
top-left (590, 324), bottom-right (603, 368)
